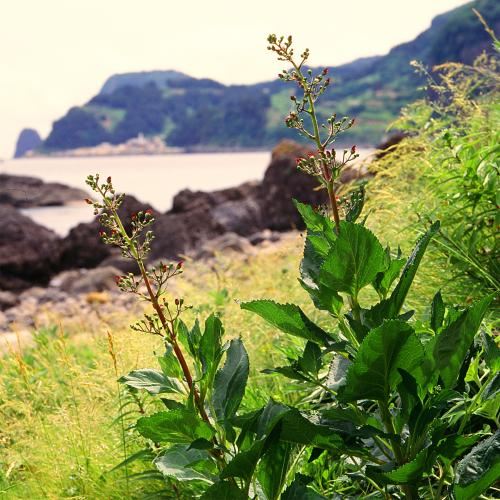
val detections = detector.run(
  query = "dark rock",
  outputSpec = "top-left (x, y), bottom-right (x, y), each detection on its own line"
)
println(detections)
top-left (14, 128), bottom-right (42, 158)
top-left (248, 229), bottom-right (281, 246)
top-left (258, 140), bottom-right (326, 230)
top-left (0, 204), bottom-right (61, 291)
top-left (58, 194), bottom-right (154, 270)
top-left (374, 132), bottom-right (408, 159)
top-left (0, 174), bottom-right (88, 208)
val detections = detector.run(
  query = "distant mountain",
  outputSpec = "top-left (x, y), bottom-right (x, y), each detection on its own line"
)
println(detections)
top-left (42, 0), bottom-right (499, 152)
top-left (14, 128), bottom-right (42, 158)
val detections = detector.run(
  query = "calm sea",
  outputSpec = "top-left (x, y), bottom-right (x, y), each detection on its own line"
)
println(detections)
top-left (0, 152), bottom-right (271, 235)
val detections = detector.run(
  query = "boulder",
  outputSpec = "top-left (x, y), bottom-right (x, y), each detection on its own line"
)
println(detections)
top-left (0, 291), bottom-right (18, 310)
top-left (0, 204), bottom-right (61, 291)
top-left (49, 266), bottom-right (121, 294)
top-left (258, 140), bottom-right (327, 230)
top-left (58, 194), bottom-right (154, 270)
top-left (0, 174), bottom-right (88, 208)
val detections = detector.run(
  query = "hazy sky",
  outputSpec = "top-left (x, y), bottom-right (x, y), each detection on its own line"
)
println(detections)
top-left (1, 0), bottom-right (471, 158)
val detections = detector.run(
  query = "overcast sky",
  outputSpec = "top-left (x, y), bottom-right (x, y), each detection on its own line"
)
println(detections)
top-left (0, 0), bottom-right (471, 158)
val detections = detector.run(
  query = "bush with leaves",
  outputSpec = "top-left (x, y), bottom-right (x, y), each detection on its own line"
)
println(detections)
top-left (88, 33), bottom-right (498, 499)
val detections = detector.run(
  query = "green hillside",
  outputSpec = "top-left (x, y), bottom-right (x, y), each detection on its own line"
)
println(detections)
top-left (43, 0), bottom-right (499, 151)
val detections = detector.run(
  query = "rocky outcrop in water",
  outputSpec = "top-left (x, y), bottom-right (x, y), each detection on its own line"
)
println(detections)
top-left (0, 174), bottom-right (88, 208)
top-left (14, 128), bottom-right (42, 158)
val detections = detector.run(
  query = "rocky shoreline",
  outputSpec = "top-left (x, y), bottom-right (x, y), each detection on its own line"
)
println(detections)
top-left (0, 140), bottom-right (369, 339)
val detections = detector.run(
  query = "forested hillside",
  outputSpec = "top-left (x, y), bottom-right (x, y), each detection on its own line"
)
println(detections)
top-left (42, 0), bottom-right (499, 151)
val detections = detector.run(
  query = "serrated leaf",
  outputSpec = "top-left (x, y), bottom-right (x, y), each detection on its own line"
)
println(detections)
top-left (454, 431), bottom-right (500, 500)
top-left (136, 409), bottom-right (214, 444)
top-left (294, 200), bottom-right (336, 236)
top-left (241, 300), bottom-right (333, 346)
top-left (212, 338), bottom-right (249, 422)
top-left (201, 481), bottom-right (246, 499)
top-left (435, 434), bottom-right (482, 464)
top-left (433, 296), bottom-right (492, 388)
top-left (153, 445), bottom-right (215, 483)
top-left (119, 369), bottom-right (184, 395)
top-left (338, 320), bottom-right (424, 402)
top-left (157, 347), bottom-right (183, 379)
top-left (368, 222), bottom-right (440, 326)
top-left (368, 448), bottom-right (430, 484)
top-left (320, 221), bottom-right (386, 296)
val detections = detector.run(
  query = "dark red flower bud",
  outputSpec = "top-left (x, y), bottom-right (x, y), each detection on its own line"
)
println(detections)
top-left (145, 209), bottom-right (153, 216)
top-left (114, 275), bottom-right (122, 284)
top-left (85, 198), bottom-right (92, 204)
top-left (177, 261), bottom-right (184, 269)
top-left (295, 157), bottom-right (302, 164)
top-left (322, 68), bottom-right (329, 75)
top-left (351, 145), bottom-right (357, 154)
top-left (175, 298), bottom-right (180, 306)
top-left (131, 212), bottom-right (137, 220)
top-left (99, 231), bottom-right (106, 237)
top-left (107, 176), bottom-right (112, 184)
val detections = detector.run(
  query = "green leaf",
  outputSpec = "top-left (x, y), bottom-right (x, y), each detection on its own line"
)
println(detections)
top-left (368, 448), bottom-right (430, 484)
top-left (136, 409), bottom-right (214, 444)
top-left (482, 330), bottom-right (500, 371)
top-left (157, 346), bottom-right (183, 379)
top-left (320, 221), bottom-right (386, 296)
top-left (435, 434), bottom-right (482, 464)
top-left (368, 222), bottom-right (440, 326)
top-left (338, 320), bottom-right (424, 402)
top-left (199, 314), bottom-right (225, 379)
top-left (298, 341), bottom-right (322, 376)
top-left (153, 444), bottom-right (215, 483)
top-left (201, 482), bottom-right (246, 499)
top-left (219, 440), bottom-right (265, 482)
top-left (294, 200), bottom-right (336, 236)
top-left (212, 338), bottom-right (249, 422)
top-left (299, 277), bottom-right (343, 316)
top-left (454, 431), bottom-right (500, 500)
top-left (119, 369), bottom-right (184, 395)
top-left (433, 296), bottom-right (492, 389)
top-left (345, 185), bottom-right (365, 223)
top-left (240, 300), bottom-right (333, 346)
top-left (281, 474), bottom-right (327, 499)
top-left (430, 290), bottom-right (445, 332)
top-left (372, 247), bottom-right (405, 299)
top-left (257, 440), bottom-right (294, 500)
top-left (278, 409), bottom-right (345, 450)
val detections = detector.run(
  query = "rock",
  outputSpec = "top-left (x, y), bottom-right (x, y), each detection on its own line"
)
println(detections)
top-left (0, 174), bottom-right (88, 208)
top-left (58, 194), bottom-right (154, 270)
top-left (374, 132), bottom-right (408, 159)
top-left (0, 291), bottom-right (18, 310)
top-left (0, 204), bottom-right (61, 291)
top-left (49, 266), bottom-right (121, 294)
top-left (191, 233), bottom-right (254, 260)
top-left (14, 128), bottom-right (42, 158)
top-left (248, 229), bottom-right (281, 246)
top-left (258, 140), bottom-right (326, 230)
